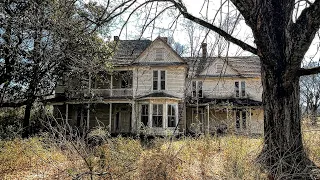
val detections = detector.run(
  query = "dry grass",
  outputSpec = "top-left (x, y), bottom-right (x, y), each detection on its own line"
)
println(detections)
top-left (0, 130), bottom-right (319, 180)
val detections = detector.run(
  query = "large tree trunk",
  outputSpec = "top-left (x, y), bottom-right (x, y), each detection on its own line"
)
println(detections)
top-left (22, 102), bottom-right (32, 138)
top-left (258, 60), bottom-right (315, 179)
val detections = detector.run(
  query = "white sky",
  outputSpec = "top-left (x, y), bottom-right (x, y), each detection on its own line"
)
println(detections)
top-left (91, 0), bottom-right (320, 60)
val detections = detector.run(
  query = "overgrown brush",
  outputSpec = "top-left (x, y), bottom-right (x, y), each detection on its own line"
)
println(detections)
top-left (0, 137), bottom-right (66, 178)
top-left (1, 131), bottom-right (319, 179)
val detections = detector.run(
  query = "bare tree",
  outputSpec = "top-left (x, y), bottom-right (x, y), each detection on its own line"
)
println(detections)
top-left (129, 0), bottom-right (320, 178)
top-left (301, 61), bottom-right (320, 126)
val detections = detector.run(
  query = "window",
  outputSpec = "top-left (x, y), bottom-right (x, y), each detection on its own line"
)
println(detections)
top-left (152, 104), bottom-right (163, 127)
top-left (241, 81), bottom-right (246, 97)
top-left (167, 104), bottom-right (176, 127)
top-left (235, 81), bottom-right (246, 97)
top-left (153, 70), bottom-right (166, 91)
top-left (235, 82), bottom-right (239, 97)
top-left (141, 104), bottom-right (149, 127)
top-left (216, 64), bottom-right (223, 74)
top-left (192, 81), bottom-right (203, 98)
top-left (155, 48), bottom-right (164, 60)
top-left (120, 71), bottom-right (132, 88)
top-left (242, 110), bottom-right (247, 129)
top-left (236, 109), bottom-right (247, 130)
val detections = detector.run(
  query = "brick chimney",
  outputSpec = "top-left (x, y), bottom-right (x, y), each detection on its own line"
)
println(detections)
top-left (114, 36), bottom-right (119, 41)
top-left (201, 43), bottom-right (207, 58)
top-left (160, 36), bottom-right (168, 43)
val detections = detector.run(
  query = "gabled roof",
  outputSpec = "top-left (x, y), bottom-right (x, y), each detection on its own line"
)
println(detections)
top-left (184, 56), bottom-right (261, 78)
top-left (132, 36), bottom-right (187, 65)
top-left (109, 39), bottom-right (152, 66)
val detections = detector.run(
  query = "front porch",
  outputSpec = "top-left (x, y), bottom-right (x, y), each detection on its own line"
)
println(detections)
top-left (186, 100), bottom-right (263, 135)
top-left (53, 101), bottom-right (136, 134)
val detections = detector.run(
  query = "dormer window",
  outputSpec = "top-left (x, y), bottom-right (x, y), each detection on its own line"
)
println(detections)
top-left (155, 48), bottom-right (164, 61)
top-left (216, 64), bottom-right (223, 74)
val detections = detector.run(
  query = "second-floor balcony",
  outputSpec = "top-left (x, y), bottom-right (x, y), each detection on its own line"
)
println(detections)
top-left (56, 70), bottom-right (133, 99)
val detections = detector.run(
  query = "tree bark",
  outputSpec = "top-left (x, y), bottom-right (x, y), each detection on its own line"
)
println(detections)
top-left (258, 59), bottom-right (316, 179)
top-left (22, 102), bottom-right (32, 138)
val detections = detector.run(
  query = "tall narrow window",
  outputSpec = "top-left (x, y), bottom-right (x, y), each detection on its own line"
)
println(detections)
top-left (235, 82), bottom-right (240, 97)
top-left (153, 70), bottom-right (166, 91)
top-left (192, 81), bottom-right (203, 98)
top-left (152, 104), bottom-right (163, 127)
top-left (241, 81), bottom-right (246, 97)
top-left (155, 48), bottom-right (164, 60)
top-left (198, 81), bottom-right (203, 98)
top-left (153, 71), bottom-right (158, 90)
top-left (236, 110), bottom-right (240, 129)
top-left (192, 81), bottom-right (197, 97)
top-left (242, 110), bottom-right (247, 129)
top-left (160, 71), bottom-right (165, 90)
top-left (167, 104), bottom-right (176, 127)
top-left (141, 104), bottom-right (149, 127)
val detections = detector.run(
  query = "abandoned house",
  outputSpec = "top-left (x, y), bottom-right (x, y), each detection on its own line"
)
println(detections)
top-left (49, 36), bottom-right (263, 136)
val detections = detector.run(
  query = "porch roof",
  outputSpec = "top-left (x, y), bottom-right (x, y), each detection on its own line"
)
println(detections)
top-left (187, 97), bottom-right (262, 107)
top-left (136, 92), bottom-right (181, 100)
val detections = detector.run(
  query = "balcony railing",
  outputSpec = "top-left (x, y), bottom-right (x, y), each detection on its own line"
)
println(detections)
top-left (66, 88), bottom-right (133, 98)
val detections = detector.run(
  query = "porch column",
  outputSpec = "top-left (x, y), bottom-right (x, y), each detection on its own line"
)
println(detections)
top-left (110, 74), bottom-right (113, 96)
top-left (249, 107), bottom-right (252, 133)
top-left (109, 103), bottom-right (112, 133)
top-left (65, 103), bottom-right (69, 122)
top-left (131, 101), bottom-right (136, 133)
top-left (87, 104), bottom-right (90, 130)
top-left (164, 101), bottom-right (168, 128)
top-left (226, 106), bottom-right (229, 121)
top-left (207, 104), bottom-right (210, 134)
top-left (149, 103), bottom-right (152, 127)
top-left (65, 103), bottom-right (69, 137)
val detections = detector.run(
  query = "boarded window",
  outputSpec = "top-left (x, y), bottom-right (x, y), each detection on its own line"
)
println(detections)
top-left (152, 104), bottom-right (163, 127)
top-left (155, 48), bottom-right (164, 60)
top-left (216, 64), bottom-right (223, 74)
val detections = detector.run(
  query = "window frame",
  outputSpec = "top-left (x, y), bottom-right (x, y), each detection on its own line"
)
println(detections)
top-left (216, 63), bottom-right (223, 74)
top-left (153, 70), bottom-right (166, 91)
top-left (155, 48), bottom-right (164, 61)
top-left (167, 104), bottom-right (177, 127)
top-left (192, 81), bottom-right (203, 98)
top-left (152, 104), bottom-right (163, 127)
top-left (141, 104), bottom-right (149, 127)
top-left (235, 81), bottom-right (246, 98)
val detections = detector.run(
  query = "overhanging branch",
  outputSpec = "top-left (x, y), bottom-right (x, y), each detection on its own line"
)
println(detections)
top-left (180, 12), bottom-right (258, 55)
top-left (146, 0), bottom-right (258, 55)
top-left (297, 66), bottom-right (320, 76)
top-left (291, 0), bottom-right (320, 58)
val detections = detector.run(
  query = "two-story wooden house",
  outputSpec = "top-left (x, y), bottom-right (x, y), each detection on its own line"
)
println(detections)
top-left (50, 36), bottom-right (263, 136)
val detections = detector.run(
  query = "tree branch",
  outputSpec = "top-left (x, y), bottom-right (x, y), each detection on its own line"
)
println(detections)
top-left (156, 0), bottom-right (258, 54)
top-left (297, 66), bottom-right (320, 76)
top-left (291, 0), bottom-right (320, 60)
